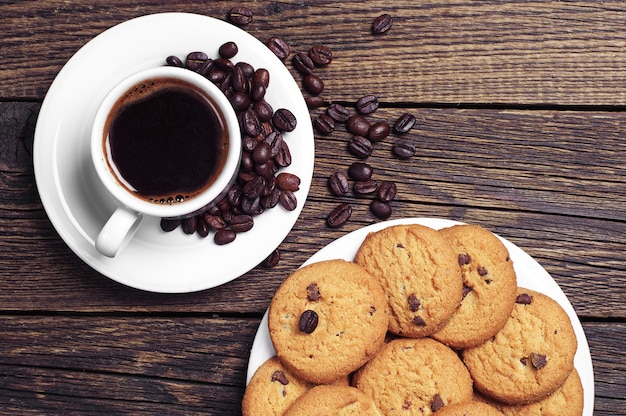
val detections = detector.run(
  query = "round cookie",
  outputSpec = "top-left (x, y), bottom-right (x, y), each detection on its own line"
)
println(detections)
top-left (354, 224), bottom-right (463, 338)
top-left (283, 385), bottom-right (382, 416)
top-left (242, 356), bottom-right (312, 416)
top-left (477, 368), bottom-right (584, 416)
top-left (432, 224), bottom-right (518, 349)
top-left (268, 259), bottom-right (389, 384)
top-left (462, 287), bottom-right (578, 405)
top-left (435, 401), bottom-right (503, 416)
top-left (354, 337), bottom-right (474, 416)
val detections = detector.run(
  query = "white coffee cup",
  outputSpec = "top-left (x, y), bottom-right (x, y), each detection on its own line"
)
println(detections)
top-left (91, 66), bottom-right (241, 257)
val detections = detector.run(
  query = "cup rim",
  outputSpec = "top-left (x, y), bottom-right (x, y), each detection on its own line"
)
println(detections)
top-left (91, 66), bottom-right (242, 219)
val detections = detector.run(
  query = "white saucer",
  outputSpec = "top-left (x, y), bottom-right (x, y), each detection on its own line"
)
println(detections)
top-left (246, 218), bottom-right (594, 415)
top-left (33, 13), bottom-right (314, 293)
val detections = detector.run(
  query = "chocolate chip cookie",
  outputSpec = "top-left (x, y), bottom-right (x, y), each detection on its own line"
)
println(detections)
top-left (283, 385), bottom-right (382, 416)
top-left (435, 400), bottom-right (503, 415)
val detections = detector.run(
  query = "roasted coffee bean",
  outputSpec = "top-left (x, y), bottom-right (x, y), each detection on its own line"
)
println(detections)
top-left (328, 171), bottom-right (350, 196)
top-left (160, 218), bottom-right (182, 232)
top-left (263, 175), bottom-right (277, 196)
top-left (219, 41), bottom-right (239, 59)
top-left (196, 216), bottom-right (210, 237)
top-left (303, 74), bottom-right (324, 95)
top-left (348, 135), bottom-right (374, 159)
top-left (314, 114), bottom-right (335, 135)
top-left (267, 36), bottom-right (290, 60)
top-left (182, 216), bottom-right (198, 235)
top-left (235, 61), bottom-right (254, 78)
top-left (261, 188), bottom-right (281, 209)
top-left (309, 45), bottom-right (333, 66)
top-left (250, 83), bottom-right (266, 102)
top-left (305, 95), bottom-right (325, 108)
top-left (274, 140), bottom-right (292, 167)
top-left (346, 115), bottom-right (371, 136)
top-left (240, 151), bottom-right (254, 172)
top-left (372, 13), bottom-right (393, 34)
top-left (276, 172), bottom-right (301, 192)
top-left (262, 248), bottom-right (281, 268)
top-left (327, 203), bottom-right (352, 227)
top-left (214, 229), bottom-right (237, 245)
top-left (185, 51), bottom-right (208, 71)
top-left (214, 57), bottom-right (235, 72)
top-left (326, 103), bottom-right (350, 123)
top-left (252, 68), bottom-right (270, 87)
top-left (241, 195), bottom-right (262, 215)
top-left (298, 310), bottom-right (319, 333)
top-left (348, 162), bottom-right (373, 181)
top-left (230, 66), bottom-right (246, 92)
top-left (252, 141), bottom-right (272, 164)
top-left (370, 200), bottom-right (392, 219)
top-left (242, 109), bottom-right (262, 136)
top-left (256, 160), bottom-right (277, 179)
top-left (368, 121), bottom-right (391, 142)
top-left (195, 58), bottom-right (214, 76)
top-left (353, 179), bottom-right (378, 196)
top-left (392, 139), bottom-right (416, 159)
top-left (279, 190), bottom-right (297, 211)
top-left (356, 94), bottom-right (379, 114)
top-left (272, 108), bottom-right (297, 132)
top-left (207, 68), bottom-right (227, 84)
top-left (292, 52), bottom-right (315, 75)
top-left (393, 112), bottom-right (417, 133)
top-left (231, 214), bottom-right (254, 232)
top-left (228, 6), bottom-right (253, 25)
top-left (165, 55), bottom-right (184, 68)
top-left (253, 100), bottom-right (273, 121)
top-left (243, 175), bottom-right (266, 199)
top-left (377, 181), bottom-right (397, 202)
top-left (230, 91), bottom-right (251, 111)
top-left (264, 131), bottom-right (283, 157)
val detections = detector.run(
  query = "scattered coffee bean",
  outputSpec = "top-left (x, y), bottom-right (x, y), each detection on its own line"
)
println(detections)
top-left (252, 68), bottom-right (270, 88)
top-left (252, 141), bottom-right (271, 164)
top-left (279, 190), bottom-right (298, 211)
top-left (370, 200), bottom-right (392, 219)
top-left (353, 179), bottom-right (378, 196)
top-left (218, 41), bottom-right (239, 59)
top-left (327, 203), bottom-right (352, 227)
top-left (305, 95), bottom-right (325, 108)
top-left (368, 121), bottom-right (391, 142)
top-left (231, 214), bottom-right (254, 233)
top-left (347, 135), bottom-right (373, 159)
top-left (262, 248), bottom-right (281, 268)
top-left (272, 108), bottom-right (298, 132)
top-left (346, 115), bottom-right (371, 136)
top-left (276, 172), bottom-right (301, 192)
top-left (328, 171), bottom-right (350, 196)
top-left (308, 45), bottom-right (333, 66)
top-left (356, 94), bottom-right (379, 114)
top-left (253, 99), bottom-right (273, 121)
top-left (185, 51), bottom-right (209, 71)
top-left (326, 103), bottom-right (351, 123)
top-left (196, 216), bottom-right (210, 237)
top-left (393, 112), bottom-right (416, 133)
top-left (298, 309), bottom-right (319, 333)
top-left (377, 181), bottom-right (397, 202)
top-left (165, 55), bottom-right (184, 67)
top-left (182, 216), bottom-right (198, 235)
top-left (303, 74), bottom-right (324, 95)
top-left (292, 52), bottom-right (315, 75)
top-left (160, 218), bottom-right (182, 232)
top-left (392, 139), bottom-right (416, 159)
top-left (228, 6), bottom-right (253, 26)
top-left (314, 114), bottom-right (335, 135)
top-left (267, 36), bottom-right (290, 60)
top-left (348, 162), bottom-right (373, 181)
top-left (214, 229), bottom-right (237, 245)
top-left (372, 13), bottom-right (393, 34)
top-left (203, 213), bottom-right (226, 230)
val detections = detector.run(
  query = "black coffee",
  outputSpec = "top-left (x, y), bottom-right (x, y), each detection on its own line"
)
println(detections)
top-left (104, 77), bottom-right (229, 205)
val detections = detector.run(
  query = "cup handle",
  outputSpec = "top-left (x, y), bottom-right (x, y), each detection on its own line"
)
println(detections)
top-left (95, 207), bottom-right (143, 258)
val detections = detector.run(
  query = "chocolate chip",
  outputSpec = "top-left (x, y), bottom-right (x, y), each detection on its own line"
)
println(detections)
top-left (407, 294), bottom-right (420, 312)
top-left (530, 352), bottom-right (547, 369)
top-left (298, 310), bottom-right (319, 333)
top-left (516, 293), bottom-right (533, 304)
top-left (412, 316), bottom-right (426, 326)
top-left (431, 394), bottom-right (445, 412)
top-left (306, 283), bottom-right (321, 301)
top-left (462, 284), bottom-right (473, 298)
top-left (271, 370), bottom-right (289, 385)
top-left (458, 253), bottom-right (471, 265)
top-left (477, 266), bottom-right (488, 276)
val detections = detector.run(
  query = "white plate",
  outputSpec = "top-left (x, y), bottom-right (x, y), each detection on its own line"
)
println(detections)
top-left (247, 218), bottom-right (594, 415)
top-left (33, 13), bottom-right (314, 293)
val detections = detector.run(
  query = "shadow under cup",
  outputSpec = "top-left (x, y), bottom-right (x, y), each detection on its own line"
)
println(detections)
top-left (95, 67), bottom-right (242, 220)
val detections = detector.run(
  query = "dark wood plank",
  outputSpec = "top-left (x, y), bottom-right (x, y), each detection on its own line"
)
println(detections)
top-left (3, 1), bottom-right (626, 105)
top-left (0, 316), bottom-right (622, 415)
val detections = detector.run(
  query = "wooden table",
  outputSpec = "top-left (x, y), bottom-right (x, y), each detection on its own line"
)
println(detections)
top-left (1, 1), bottom-right (624, 414)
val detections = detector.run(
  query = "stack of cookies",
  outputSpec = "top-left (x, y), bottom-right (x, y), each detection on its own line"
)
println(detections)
top-left (242, 223), bottom-right (584, 415)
